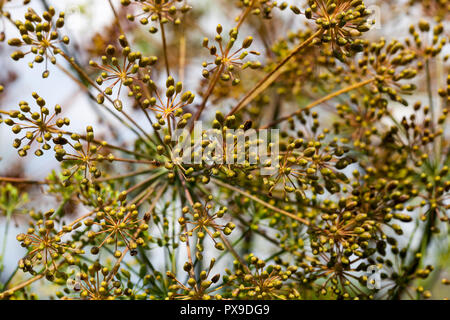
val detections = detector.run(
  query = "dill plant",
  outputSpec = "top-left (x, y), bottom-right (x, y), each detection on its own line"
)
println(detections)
top-left (0, 0), bottom-right (448, 300)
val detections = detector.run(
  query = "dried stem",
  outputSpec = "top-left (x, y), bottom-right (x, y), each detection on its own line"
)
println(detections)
top-left (160, 20), bottom-right (171, 76)
top-left (227, 30), bottom-right (323, 117)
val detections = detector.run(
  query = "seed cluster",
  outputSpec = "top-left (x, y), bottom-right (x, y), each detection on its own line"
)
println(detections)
top-left (0, 0), bottom-right (448, 301)
top-left (123, 0), bottom-right (191, 31)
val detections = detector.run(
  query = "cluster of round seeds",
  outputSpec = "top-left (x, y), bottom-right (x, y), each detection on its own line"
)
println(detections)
top-left (406, 20), bottom-right (448, 59)
top-left (202, 25), bottom-right (261, 86)
top-left (86, 193), bottom-right (149, 258)
top-left (290, 0), bottom-right (372, 59)
top-left (236, 0), bottom-right (288, 20)
top-left (90, 35), bottom-right (157, 108)
top-left (178, 196), bottom-right (234, 253)
top-left (17, 209), bottom-right (84, 275)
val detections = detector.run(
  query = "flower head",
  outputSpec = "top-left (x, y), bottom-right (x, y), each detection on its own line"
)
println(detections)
top-left (202, 25), bottom-right (261, 86)
top-left (90, 35), bottom-right (157, 108)
top-left (122, 0), bottom-right (191, 31)
top-left (8, 7), bottom-right (69, 78)
top-left (3, 92), bottom-right (70, 157)
top-left (145, 76), bottom-right (195, 118)
top-left (85, 193), bottom-right (149, 258)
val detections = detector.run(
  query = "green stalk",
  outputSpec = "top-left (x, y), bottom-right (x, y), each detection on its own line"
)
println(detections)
top-left (425, 59), bottom-right (434, 127)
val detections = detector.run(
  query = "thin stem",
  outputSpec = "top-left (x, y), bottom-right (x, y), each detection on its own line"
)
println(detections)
top-left (136, 181), bottom-right (167, 207)
top-left (392, 211), bottom-right (435, 300)
top-left (236, 0), bottom-right (254, 29)
top-left (106, 247), bottom-right (129, 283)
top-left (124, 170), bottom-right (167, 195)
top-left (129, 182), bottom-right (157, 206)
top-left (234, 214), bottom-right (279, 245)
top-left (2, 266), bottom-right (19, 291)
top-left (107, 0), bottom-right (125, 34)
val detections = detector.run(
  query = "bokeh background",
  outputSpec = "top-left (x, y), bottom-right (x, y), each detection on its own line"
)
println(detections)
top-left (0, 0), bottom-right (448, 298)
